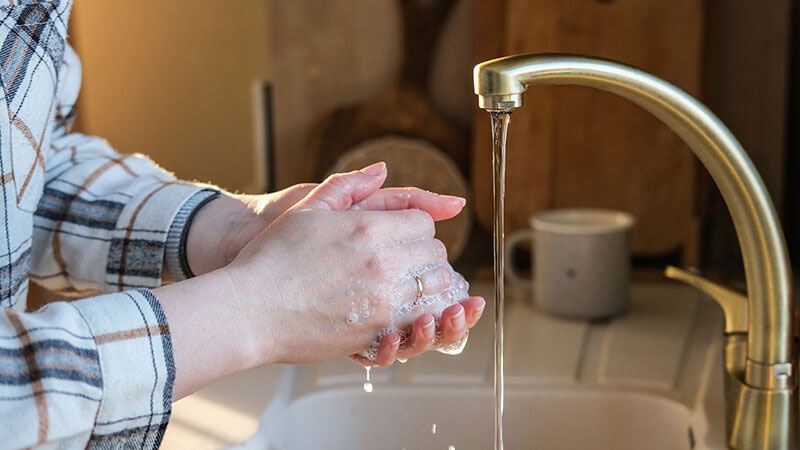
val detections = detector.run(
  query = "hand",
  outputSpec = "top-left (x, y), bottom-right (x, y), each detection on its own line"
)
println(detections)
top-left (186, 169), bottom-right (469, 276)
top-left (185, 183), bottom-right (316, 276)
top-left (222, 163), bottom-right (485, 367)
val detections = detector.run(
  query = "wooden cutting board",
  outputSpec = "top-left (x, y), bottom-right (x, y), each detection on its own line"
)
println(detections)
top-left (307, 0), bottom-right (469, 181)
top-left (471, 0), bottom-right (705, 264)
top-left (305, 0), bottom-right (472, 260)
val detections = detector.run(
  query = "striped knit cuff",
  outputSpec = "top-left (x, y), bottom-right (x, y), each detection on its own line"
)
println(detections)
top-left (165, 190), bottom-right (222, 282)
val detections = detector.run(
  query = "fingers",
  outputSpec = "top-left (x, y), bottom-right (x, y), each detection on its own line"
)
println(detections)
top-left (461, 296), bottom-right (486, 328)
top-left (370, 298), bottom-right (484, 364)
top-left (295, 162), bottom-right (387, 211)
top-left (397, 313), bottom-right (436, 360)
top-left (348, 332), bottom-right (401, 368)
top-left (352, 187), bottom-right (466, 221)
top-left (350, 297), bottom-right (486, 368)
top-left (401, 237), bottom-right (448, 265)
top-left (411, 265), bottom-right (453, 297)
top-left (439, 303), bottom-right (467, 347)
top-left (371, 333), bottom-right (401, 367)
top-left (378, 208), bottom-right (436, 241)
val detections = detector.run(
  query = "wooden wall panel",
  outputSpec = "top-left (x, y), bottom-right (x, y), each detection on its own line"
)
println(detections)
top-left (701, 0), bottom-right (790, 278)
top-left (71, 0), bottom-right (271, 193)
top-left (472, 0), bottom-right (704, 260)
top-left (270, 0), bottom-right (477, 189)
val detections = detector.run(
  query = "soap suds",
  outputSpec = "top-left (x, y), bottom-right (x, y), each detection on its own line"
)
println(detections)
top-left (357, 264), bottom-right (470, 360)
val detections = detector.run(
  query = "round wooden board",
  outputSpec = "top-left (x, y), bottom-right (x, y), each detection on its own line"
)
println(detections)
top-left (329, 136), bottom-right (472, 261)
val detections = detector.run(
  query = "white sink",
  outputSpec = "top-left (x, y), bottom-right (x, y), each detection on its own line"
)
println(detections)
top-left (234, 282), bottom-right (727, 450)
top-left (247, 383), bottom-right (700, 450)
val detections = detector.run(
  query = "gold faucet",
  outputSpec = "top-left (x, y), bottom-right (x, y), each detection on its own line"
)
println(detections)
top-left (474, 53), bottom-right (797, 449)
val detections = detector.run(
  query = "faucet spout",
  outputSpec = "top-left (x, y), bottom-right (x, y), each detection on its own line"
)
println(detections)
top-left (474, 53), bottom-right (796, 449)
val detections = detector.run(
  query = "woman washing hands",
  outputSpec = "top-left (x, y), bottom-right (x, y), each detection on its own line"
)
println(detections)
top-left (155, 162), bottom-right (485, 399)
top-left (0, 3), bottom-right (482, 447)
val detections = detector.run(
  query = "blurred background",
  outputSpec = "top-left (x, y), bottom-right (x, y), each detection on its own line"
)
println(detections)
top-left (67, 0), bottom-right (796, 287)
top-left (64, 1), bottom-right (795, 447)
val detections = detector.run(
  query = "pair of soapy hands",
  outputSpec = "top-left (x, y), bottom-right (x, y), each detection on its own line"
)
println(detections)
top-left (187, 162), bottom-right (485, 368)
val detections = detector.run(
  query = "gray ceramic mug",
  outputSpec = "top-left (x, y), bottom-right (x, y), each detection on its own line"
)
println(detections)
top-left (504, 208), bottom-right (635, 319)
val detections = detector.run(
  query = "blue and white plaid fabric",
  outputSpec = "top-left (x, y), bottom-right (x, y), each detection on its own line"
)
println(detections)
top-left (0, 1), bottom-right (211, 448)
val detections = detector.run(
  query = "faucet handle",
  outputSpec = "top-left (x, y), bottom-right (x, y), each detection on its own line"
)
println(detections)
top-left (665, 266), bottom-right (748, 334)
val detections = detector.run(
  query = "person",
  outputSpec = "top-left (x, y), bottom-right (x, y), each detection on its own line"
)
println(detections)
top-left (0, 1), bottom-right (485, 449)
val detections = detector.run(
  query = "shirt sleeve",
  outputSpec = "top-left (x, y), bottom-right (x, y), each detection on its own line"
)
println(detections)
top-left (30, 132), bottom-right (209, 296)
top-left (1, 25), bottom-right (204, 450)
top-left (0, 288), bottom-right (175, 450)
top-left (28, 44), bottom-right (217, 296)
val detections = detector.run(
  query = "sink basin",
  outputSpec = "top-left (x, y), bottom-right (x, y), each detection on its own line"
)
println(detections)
top-left (234, 282), bottom-right (726, 450)
top-left (248, 384), bottom-right (698, 450)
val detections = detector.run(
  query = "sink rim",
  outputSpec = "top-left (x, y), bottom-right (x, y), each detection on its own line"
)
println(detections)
top-left (245, 380), bottom-right (704, 450)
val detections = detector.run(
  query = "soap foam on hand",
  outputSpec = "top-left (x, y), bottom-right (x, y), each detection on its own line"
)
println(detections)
top-left (358, 264), bottom-right (471, 361)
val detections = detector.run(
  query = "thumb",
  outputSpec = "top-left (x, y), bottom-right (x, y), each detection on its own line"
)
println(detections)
top-left (294, 162), bottom-right (388, 211)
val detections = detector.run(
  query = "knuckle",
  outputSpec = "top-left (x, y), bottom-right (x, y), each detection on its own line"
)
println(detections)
top-left (366, 254), bottom-right (391, 277)
top-left (431, 239), bottom-right (448, 260)
top-left (403, 209), bottom-right (435, 236)
top-left (385, 190), bottom-right (413, 209)
top-left (417, 211), bottom-right (436, 235)
top-left (437, 267), bottom-right (453, 287)
top-left (326, 172), bottom-right (349, 187)
top-left (352, 219), bottom-right (370, 240)
top-left (429, 268), bottom-right (452, 292)
top-left (352, 216), bottom-right (380, 241)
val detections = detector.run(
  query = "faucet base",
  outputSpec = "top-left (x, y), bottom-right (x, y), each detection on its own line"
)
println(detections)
top-left (725, 335), bottom-right (799, 449)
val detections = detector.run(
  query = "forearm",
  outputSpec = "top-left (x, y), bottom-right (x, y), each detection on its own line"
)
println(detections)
top-left (152, 268), bottom-right (267, 400)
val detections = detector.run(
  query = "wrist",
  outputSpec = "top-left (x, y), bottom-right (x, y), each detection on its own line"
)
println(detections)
top-left (217, 264), bottom-right (281, 365)
top-left (185, 194), bottom-right (256, 275)
top-left (166, 190), bottom-right (222, 281)
top-left (154, 268), bottom-right (267, 397)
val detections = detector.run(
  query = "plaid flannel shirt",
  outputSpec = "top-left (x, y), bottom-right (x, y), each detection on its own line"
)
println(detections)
top-left (0, 1), bottom-right (217, 448)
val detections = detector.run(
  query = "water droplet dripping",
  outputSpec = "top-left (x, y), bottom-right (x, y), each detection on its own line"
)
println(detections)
top-left (363, 366), bottom-right (373, 393)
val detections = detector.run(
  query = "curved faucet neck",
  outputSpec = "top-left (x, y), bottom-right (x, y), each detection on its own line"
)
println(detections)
top-left (474, 53), bottom-right (793, 388)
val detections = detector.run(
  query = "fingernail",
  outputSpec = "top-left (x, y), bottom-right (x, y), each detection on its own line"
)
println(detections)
top-left (389, 333), bottom-right (401, 346)
top-left (452, 305), bottom-right (465, 320)
top-left (444, 195), bottom-right (467, 207)
top-left (422, 315), bottom-right (435, 330)
top-left (476, 299), bottom-right (486, 312)
top-left (361, 162), bottom-right (386, 177)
